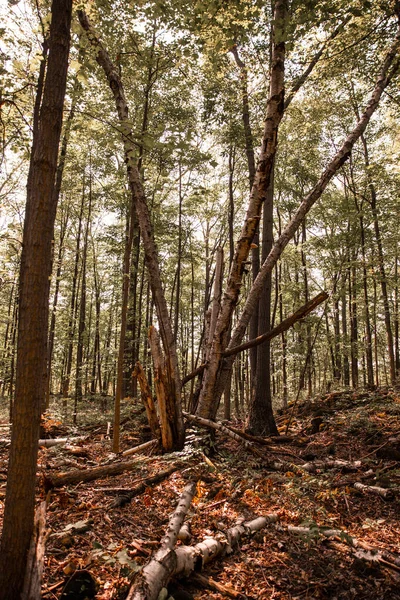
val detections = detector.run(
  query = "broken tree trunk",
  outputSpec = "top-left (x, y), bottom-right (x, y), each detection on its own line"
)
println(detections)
top-left (196, 0), bottom-right (287, 419)
top-left (198, 19), bottom-right (400, 419)
top-left (353, 482), bottom-right (394, 500)
top-left (132, 361), bottom-right (161, 442)
top-left (21, 501), bottom-right (48, 600)
top-left (148, 326), bottom-right (175, 451)
top-left (78, 11), bottom-right (184, 450)
top-left (38, 437), bottom-right (85, 448)
top-left (128, 513), bottom-right (278, 600)
top-left (126, 481), bottom-right (197, 600)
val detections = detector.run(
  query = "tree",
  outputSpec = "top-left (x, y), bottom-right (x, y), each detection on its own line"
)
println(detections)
top-left (0, 0), bottom-right (72, 596)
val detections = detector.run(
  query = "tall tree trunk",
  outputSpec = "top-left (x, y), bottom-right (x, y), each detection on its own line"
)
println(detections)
top-left (0, 1), bottom-right (71, 596)
top-left (208, 28), bottom-right (399, 415)
top-left (46, 206), bottom-right (69, 407)
top-left (395, 248), bottom-right (400, 378)
top-left (361, 134), bottom-right (396, 384)
top-left (90, 236), bottom-right (102, 395)
top-left (342, 275), bottom-right (350, 386)
top-left (349, 241), bottom-right (359, 388)
top-left (231, 44), bottom-right (258, 389)
top-left (174, 162), bottom-right (183, 342)
top-left (62, 185), bottom-right (85, 397)
top-left (79, 11), bottom-right (184, 450)
top-left (74, 176), bottom-right (92, 423)
top-left (113, 196), bottom-right (136, 452)
top-left (248, 164), bottom-right (277, 435)
top-left (352, 187), bottom-right (375, 388)
top-left (197, 0), bottom-right (288, 418)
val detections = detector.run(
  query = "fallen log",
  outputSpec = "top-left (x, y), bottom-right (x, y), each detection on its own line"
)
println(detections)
top-left (44, 456), bottom-right (148, 490)
top-left (110, 464), bottom-right (183, 508)
top-left (353, 482), bottom-right (394, 500)
top-left (183, 412), bottom-right (263, 457)
top-left (302, 460), bottom-right (362, 473)
top-left (174, 514), bottom-right (278, 575)
top-left (128, 513), bottom-right (278, 600)
top-left (22, 501), bottom-right (48, 600)
top-left (122, 439), bottom-right (158, 457)
top-left (39, 437), bottom-right (85, 448)
top-left (127, 481), bottom-right (197, 600)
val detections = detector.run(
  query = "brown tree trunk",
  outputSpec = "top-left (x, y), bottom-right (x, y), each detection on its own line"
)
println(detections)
top-left (248, 163), bottom-right (276, 435)
top-left (113, 193), bottom-right (136, 453)
top-left (197, 0), bottom-right (288, 418)
top-left (208, 27), bottom-right (399, 415)
top-left (62, 185), bottom-right (85, 397)
top-left (352, 189), bottom-right (375, 388)
top-left (74, 177), bottom-right (92, 424)
top-left (231, 44), bottom-right (258, 390)
top-left (0, 1), bottom-right (71, 596)
top-left (46, 206), bottom-right (69, 408)
top-left (78, 11), bottom-right (184, 449)
top-left (361, 134), bottom-right (396, 384)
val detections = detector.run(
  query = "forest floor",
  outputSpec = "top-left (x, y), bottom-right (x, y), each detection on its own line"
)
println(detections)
top-left (1, 388), bottom-right (400, 600)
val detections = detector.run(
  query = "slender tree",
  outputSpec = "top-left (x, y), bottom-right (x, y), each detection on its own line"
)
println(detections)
top-left (0, 0), bottom-right (72, 595)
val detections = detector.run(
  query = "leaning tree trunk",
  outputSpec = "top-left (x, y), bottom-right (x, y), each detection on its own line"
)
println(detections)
top-left (0, 1), bottom-right (72, 597)
top-left (204, 20), bottom-right (400, 417)
top-left (78, 11), bottom-right (184, 450)
top-left (197, 0), bottom-right (288, 419)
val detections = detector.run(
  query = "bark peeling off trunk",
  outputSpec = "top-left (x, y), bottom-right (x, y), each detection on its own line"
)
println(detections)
top-left (196, 0), bottom-right (288, 419)
top-left (211, 26), bottom-right (400, 413)
top-left (127, 481), bottom-right (196, 600)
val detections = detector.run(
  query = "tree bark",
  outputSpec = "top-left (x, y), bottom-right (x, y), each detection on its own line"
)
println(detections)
top-left (132, 360), bottom-right (161, 441)
top-left (197, 0), bottom-right (288, 418)
top-left (0, 1), bottom-right (72, 596)
top-left (78, 11), bottom-right (184, 449)
top-left (208, 27), bottom-right (400, 416)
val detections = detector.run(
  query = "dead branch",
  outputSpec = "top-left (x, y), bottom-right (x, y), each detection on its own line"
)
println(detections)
top-left (110, 464), bottom-right (183, 508)
top-left (183, 412), bottom-right (263, 456)
top-left (181, 364), bottom-right (206, 386)
top-left (192, 573), bottom-right (246, 599)
top-left (222, 291), bottom-right (328, 358)
top-left (353, 482), bottom-right (394, 500)
top-left (122, 439), bottom-right (158, 457)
